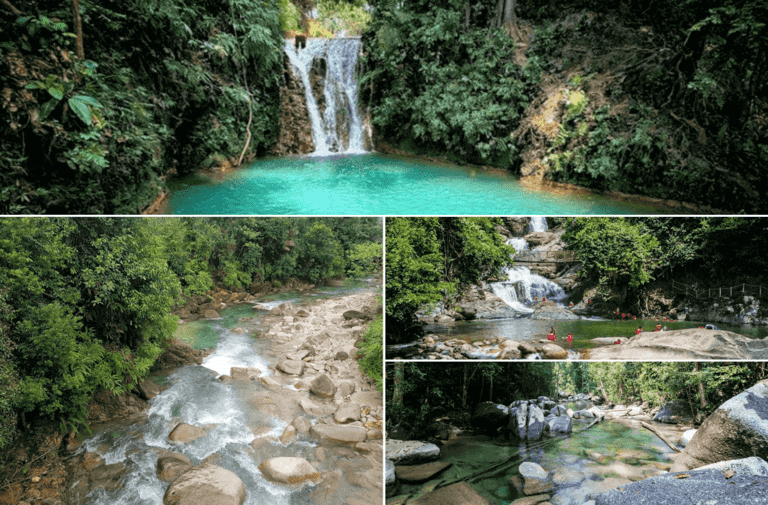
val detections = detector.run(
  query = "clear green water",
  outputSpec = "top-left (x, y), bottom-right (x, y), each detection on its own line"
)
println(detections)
top-left (393, 421), bottom-right (671, 504)
top-left (419, 317), bottom-right (768, 352)
top-left (167, 153), bottom-right (671, 215)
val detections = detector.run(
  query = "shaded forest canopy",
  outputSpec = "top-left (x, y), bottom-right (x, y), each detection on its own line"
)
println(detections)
top-left (361, 0), bottom-right (767, 212)
top-left (386, 217), bottom-right (768, 343)
top-left (0, 217), bottom-right (382, 449)
top-left (386, 361), bottom-right (768, 440)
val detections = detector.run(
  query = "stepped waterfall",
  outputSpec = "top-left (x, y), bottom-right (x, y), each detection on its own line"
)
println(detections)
top-left (284, 38), bottom-right (368, 155)
top-left (491, 219), bottom-right (566, 312)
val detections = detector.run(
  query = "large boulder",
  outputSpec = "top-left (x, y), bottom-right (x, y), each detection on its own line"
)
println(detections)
top-left (545, 415), bottom-right (572, 435)
top-left (259, 457), bottom-right (321, 484)
top-left (163, 462), bottom-right (246, 505)
top-left (540, 344), bottom-right (568, 359)
top-left (310, 374), bottom-right (337, 398)
top-left (588, 328), bottom-right (768, 360)
top-left (653, 400), bottom-right (692, 424)
top-left (386, 440), bottom-right (441, 465)
top-left (518, 462), bottom-right (553, 495)
top-left (471, 402), bottom-right (510, 433)
top-left (276, 359), bottom-right (305, 376)
top-left (527, 404), bottom-right (546, 440)
top-left (385, 459), bottom-right (396, 486)
top-left (509, 403), bottom-right (528, 440)
top-left (333, 401), bottom-right (361, 424)
top-left (595, 457), bottom-right (768, 505)
top-left (670, 380), bottom-right (768, 472)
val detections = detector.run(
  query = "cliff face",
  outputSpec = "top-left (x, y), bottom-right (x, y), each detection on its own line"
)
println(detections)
top-left (269, 54), bottom-right (314, 155)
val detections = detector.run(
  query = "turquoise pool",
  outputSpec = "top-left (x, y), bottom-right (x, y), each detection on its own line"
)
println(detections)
top-left (167, 153), bottom-right (673, 215)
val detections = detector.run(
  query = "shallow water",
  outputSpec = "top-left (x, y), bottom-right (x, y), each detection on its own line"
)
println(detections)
top-left (388, 317), bottom-right (768, 358)
top-left (167, 153), bottom-right (672, 215)
top-left (394, 419), bottom-right (674, 505)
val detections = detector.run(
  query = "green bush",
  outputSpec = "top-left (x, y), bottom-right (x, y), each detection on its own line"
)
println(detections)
top-left (316, 0), bottom-right (371, 36)
top-left (278, 0), bottom-right (301, 32)
top-left (357, 316), bottom-right (382, 390)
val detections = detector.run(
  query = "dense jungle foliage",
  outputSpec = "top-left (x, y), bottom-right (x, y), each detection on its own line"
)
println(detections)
top-left (1, 0), bottom-right (284, 213)
top-left (387, 361), bottom-right (768, 440)
top-left (385, 217), bottom-right (512, 343)
top-left (563, 217), bottom-right (768, 303)
top-left (362, 0), bottom-right (767, 212)
top-left (0, 216), bottom-right (381, 449)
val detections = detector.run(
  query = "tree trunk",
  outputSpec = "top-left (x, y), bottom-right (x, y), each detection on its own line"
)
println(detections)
top-left (72, 0), bottom-right (84, 60)
top-left (462, 364), bottom-right (468, 408)
top-left (393, 363), bottom-right (404, 406)
top-left (695, 362), bottom-right (707, 409)
top-left (492, 0), bottom-right (516, 29)
top-left (489, 373), bottom-right (493, 403)
top-left (599, 379), bottom-right (609, 404)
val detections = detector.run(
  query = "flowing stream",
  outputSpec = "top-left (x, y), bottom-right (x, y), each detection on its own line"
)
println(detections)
top-left (75, 282), bottom-right (380, 505)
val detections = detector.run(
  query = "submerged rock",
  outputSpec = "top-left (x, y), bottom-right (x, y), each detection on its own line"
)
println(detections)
top-left (395, 461), bottom-right (452, 482)
top-left (410, 481), bottom-right (490, 505)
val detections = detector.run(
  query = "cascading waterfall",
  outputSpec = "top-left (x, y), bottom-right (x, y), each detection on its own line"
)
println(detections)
top-left (283, 38), bottom-right (367, 155)
top-left (491, 218), bottom-right (565, 313)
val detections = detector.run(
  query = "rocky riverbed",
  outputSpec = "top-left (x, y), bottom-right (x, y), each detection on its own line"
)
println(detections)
top-left (0, 285), bottom-right (383, 505)
top-left (385, 384), bottom-right (768, 504)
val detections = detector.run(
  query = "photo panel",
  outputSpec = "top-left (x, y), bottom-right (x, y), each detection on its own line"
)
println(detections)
top-left (385, 216), bottom-right (768, 362)
top-left (0, 216), bottom-right (384, 505)
top-left (384, 361), bottom-right (768, 504)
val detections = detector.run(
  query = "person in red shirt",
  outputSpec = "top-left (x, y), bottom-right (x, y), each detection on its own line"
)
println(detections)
top-left (635, 326), bottom-right (643, 335)
top-left (614, 338), bottom-right (622, 344)
top-left (547, 326), bottom-right (556, 341)
top-left (655, 323), bottom-right (662, 331)
top-left (566, 333), bottom-right (574, 344)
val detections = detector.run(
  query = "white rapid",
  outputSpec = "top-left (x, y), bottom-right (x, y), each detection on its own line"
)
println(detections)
top-left (491, 218), bottom-right (566, 313)
top-left (283, 38), bottom-right (366, 155)
top-left (79, 324), bottom-right (315, 505)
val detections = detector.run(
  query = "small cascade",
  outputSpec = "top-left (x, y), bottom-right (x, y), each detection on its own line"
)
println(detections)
top-left (527, 216), bottom-right (548, 233)
top-left (506, 237), bottom-right (528, 253)
top-left (283, 38), bottom-right (368, 155)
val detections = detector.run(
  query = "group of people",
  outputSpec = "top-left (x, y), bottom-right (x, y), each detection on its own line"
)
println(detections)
top-left (547, 327), bottom-right (574, 344)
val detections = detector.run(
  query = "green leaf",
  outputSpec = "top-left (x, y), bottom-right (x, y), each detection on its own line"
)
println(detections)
top-left (68, 96), bottom-right (95, 125)
top-left (25, 81), bottom-right (44, 90)
top-left (48, 84), bottom-right (65, 101)
top-left (16, 16), bottom-right (32, 25)
top-left (39, 98), bottom-right (59, 121)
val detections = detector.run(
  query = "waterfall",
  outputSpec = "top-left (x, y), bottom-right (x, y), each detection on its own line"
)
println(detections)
top-left (491, 219), bottom-right (564, 312)
top-left (528, 216), bottom-right (548, 233)
top-left (283, 38), bottom-right (367, 155)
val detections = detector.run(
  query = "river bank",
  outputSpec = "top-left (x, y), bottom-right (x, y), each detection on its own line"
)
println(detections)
top-left (0, 285), bottom-right (383, 505)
